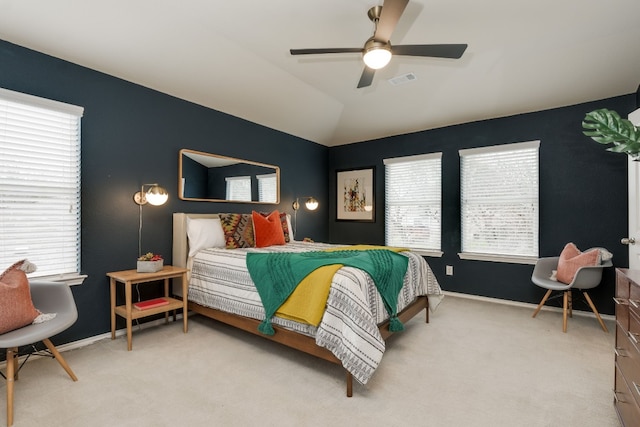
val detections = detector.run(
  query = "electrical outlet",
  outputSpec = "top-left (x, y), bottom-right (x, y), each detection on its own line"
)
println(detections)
top-left (446, 265), bottom-right (453, 276)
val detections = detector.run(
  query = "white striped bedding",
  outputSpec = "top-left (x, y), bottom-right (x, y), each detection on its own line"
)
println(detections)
top-left (188, 241), bottom-right (443, 384)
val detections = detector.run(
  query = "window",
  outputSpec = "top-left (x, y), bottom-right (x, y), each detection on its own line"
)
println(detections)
top-left (225, 176), bottom-right (251, 201)
top-left (459, 141), bottom-right (540, 263)
top-left (0, 88), bottom-right (85, 284)
top-left (384, 153), bottom-right (442, 255)
top-left (257, 173), bottom-right (277, 203)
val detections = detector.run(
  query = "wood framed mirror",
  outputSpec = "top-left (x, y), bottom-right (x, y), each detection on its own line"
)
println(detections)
top-left (179, 148), bottom-right (280, 203)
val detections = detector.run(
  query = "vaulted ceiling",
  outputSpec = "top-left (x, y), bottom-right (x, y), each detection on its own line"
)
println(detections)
top-left (1, 0), bottom-right (638, 146)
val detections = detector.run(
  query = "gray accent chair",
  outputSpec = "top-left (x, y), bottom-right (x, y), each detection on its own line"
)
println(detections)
top-left (531, 248), bottom-right (612, 333)
top-left (0, 281), bottom-right (78, 426)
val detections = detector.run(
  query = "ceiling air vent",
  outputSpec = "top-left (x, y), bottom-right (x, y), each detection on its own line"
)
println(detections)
top-left (388, 73), bottom-right (417, 86)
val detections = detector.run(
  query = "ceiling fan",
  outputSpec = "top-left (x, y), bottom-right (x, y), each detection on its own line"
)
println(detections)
top-left (290, 0), bottom-right (467, 88)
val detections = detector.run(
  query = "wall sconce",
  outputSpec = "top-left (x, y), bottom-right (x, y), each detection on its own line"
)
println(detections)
top-left (133, 183), bottom-right (169, 257)
top-left (292, 196), bottom-right (318, 236)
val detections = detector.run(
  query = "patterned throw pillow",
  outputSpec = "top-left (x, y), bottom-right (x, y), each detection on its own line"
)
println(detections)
top-left (219, 213), bottom-right (255, 249)
top-left (261, 211), bottom-right (291, 243)
top-left (0, 260), bottom-right (40, 334)
top-left (556, 243), bottom-right (601, 284)
top-left (253, 210), bottom-right (286, 248)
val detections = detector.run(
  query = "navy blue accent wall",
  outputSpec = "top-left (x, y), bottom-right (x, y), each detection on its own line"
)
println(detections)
top-left (0, 39), bottom-right (328, 344)
top-left (329, 96), bottom-right (634, 315)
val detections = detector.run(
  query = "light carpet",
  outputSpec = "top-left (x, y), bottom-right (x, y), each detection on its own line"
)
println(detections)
top-left (1, 295), bottom-right (619, 426)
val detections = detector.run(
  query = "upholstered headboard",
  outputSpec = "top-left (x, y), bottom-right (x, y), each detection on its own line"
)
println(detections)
top-left (172, 212), bottom-right (220, 295)
top-left (172, 211), bottom-right (293, 296)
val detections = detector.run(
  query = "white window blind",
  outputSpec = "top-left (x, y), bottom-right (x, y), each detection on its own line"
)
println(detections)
top-left (384, 153), bottom-right (442, 252)
top-left (257, 173), bottom-right (277, 203)
top-left (459, 141), bottom-right (539, 260)
top-left (0, 87), bottom-right (84, 281)
top-left (225, 176), bottom-right (251, 201)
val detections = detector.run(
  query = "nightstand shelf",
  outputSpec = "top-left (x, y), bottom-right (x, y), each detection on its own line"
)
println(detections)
top-left (114, 296), bottom-right (184, 319)
top-left (108, 266), bottom-right (188, 350)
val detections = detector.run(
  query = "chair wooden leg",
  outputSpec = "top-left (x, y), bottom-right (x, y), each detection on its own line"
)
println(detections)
top-left (532, 289), bottom-right (553, 318)
top-left (583, 292), bottom-right (609, 333)
top-left (42, 338), bottom-right (78, 382)
top-left (4, 341), bottom-right (76, 426)
top-left (6, 347), bottom-right (17, 427)
top-left (562, 291), bottom-right (568, 333)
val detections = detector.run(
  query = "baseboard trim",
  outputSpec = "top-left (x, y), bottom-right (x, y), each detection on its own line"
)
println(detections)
top-left (443, 291), bottom-right (615, 321)
top-left (1, 314), bottom-right (186, 369)
top-left (3, 294), bottom-right (614, 370)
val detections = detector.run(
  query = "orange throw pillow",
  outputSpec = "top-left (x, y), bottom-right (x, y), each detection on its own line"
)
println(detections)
top-left (0, 260), bottom-right (40, 334)
top-left (260, 211), bottom-right (291, 243)
top-left (556, 243), bottom-right (601, 284)
top-left (252, 210), bottom-right (286, 248)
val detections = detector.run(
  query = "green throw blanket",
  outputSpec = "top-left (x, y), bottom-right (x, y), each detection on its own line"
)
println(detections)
top-left (246, 249), bottom-right (409, 335)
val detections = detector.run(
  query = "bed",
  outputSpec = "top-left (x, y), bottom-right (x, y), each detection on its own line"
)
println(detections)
top-left (172, 212), bottom-right (443, 396)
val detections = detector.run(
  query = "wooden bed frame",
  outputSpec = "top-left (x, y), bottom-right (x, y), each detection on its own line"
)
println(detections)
top-left (172, 213), bottom-right (429, 397)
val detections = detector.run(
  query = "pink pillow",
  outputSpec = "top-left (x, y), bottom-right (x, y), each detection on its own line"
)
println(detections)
top-left (252, 210), bottom-right (286, 248)
top-left (556, 243), bottom-right (601, 284)
top-left (0, 260), bottom-right (40, 334)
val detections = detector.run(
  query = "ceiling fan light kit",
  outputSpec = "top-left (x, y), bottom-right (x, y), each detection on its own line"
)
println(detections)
top-left (289, 0), bottom-right (467, 88)
top-left (363, 39), bottom-right (392, 69)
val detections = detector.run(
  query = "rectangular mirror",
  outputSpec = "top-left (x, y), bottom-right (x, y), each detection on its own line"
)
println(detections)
top-left (179, 148), bottom-right (280, 203)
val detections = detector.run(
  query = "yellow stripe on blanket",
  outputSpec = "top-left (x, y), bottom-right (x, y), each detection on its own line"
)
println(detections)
top-left (325, 244), bottom-right (409, 253)
top-left (276, 264), bottom-right (342, 326)
top-left (274, 245), bottom-right (407, 326)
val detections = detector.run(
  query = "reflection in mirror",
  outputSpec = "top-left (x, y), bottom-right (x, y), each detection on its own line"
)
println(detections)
top-left (179, 149), bottom-right (280, 203)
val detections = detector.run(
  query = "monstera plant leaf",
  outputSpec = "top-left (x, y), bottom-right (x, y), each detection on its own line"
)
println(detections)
top-left (583, 108), bottom-right (640, 159)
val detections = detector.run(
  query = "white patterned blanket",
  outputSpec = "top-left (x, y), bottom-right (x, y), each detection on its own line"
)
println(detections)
top-left (188, 241), bottom-right (442, 384)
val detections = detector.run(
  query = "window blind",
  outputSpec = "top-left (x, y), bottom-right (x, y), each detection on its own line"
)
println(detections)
top-left (257, 173), bottom-right (277, 203)
top-left (225, 176), bottom-right (251, 201)
top-left (384, 153), bottom-right (442, 251)
top-left (459, 141), bottom-right (539, 258)
top-left (0, 88), bottom-right (83, 279)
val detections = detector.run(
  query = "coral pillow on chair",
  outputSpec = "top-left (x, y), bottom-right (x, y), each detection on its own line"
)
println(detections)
top-left (556, 243), bottom-right (601, 284)
top-left (0, 260), bottom-right (40, 334)
top-left (252, 210), bottom-right (286, 247)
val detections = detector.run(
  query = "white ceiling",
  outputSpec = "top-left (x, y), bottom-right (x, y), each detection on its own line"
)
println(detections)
top-left (1, 0), bottom-right (639, 147)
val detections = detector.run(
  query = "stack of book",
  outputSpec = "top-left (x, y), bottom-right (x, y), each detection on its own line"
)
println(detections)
top-left (133, 298), bottom-right (169, 310)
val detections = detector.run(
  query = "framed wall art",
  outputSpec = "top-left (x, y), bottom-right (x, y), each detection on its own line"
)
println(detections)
top-left (336, 167), bottom-right (375, 222)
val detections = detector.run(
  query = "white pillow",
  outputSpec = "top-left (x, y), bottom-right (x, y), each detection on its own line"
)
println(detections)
top-left (186, 217), bottom-right (225, 257)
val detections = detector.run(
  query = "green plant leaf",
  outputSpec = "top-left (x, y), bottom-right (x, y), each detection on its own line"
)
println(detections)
top-left (583, 108), bottom-right (640, 156)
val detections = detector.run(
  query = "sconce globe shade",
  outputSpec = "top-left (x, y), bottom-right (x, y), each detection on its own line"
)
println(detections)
top-left (363, 40), bottom-right (392, 70)
top-left (305, 197), bottom-right (319, 211)
top-left (145, 185), bottom-right (169, 206)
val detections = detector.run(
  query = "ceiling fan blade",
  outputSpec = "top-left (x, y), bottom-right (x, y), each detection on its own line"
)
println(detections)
top-left (392, 44), bottom-right (468, 59)
top-left (374, 0), bottom-right (409, 42)
top-left (357, 67), bottom-right (376, 88)
top-left (290, 47), bottom-right (362, 55)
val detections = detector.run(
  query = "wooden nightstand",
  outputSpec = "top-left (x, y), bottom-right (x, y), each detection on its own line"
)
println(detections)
top-left (107, 266), bottom-right (188, 350)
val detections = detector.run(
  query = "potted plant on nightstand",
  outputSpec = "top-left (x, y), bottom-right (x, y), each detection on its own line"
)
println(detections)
top-left (137, 252), bottom-right (163, 273)
top-left (582, 108), bottom-right (640, 159)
